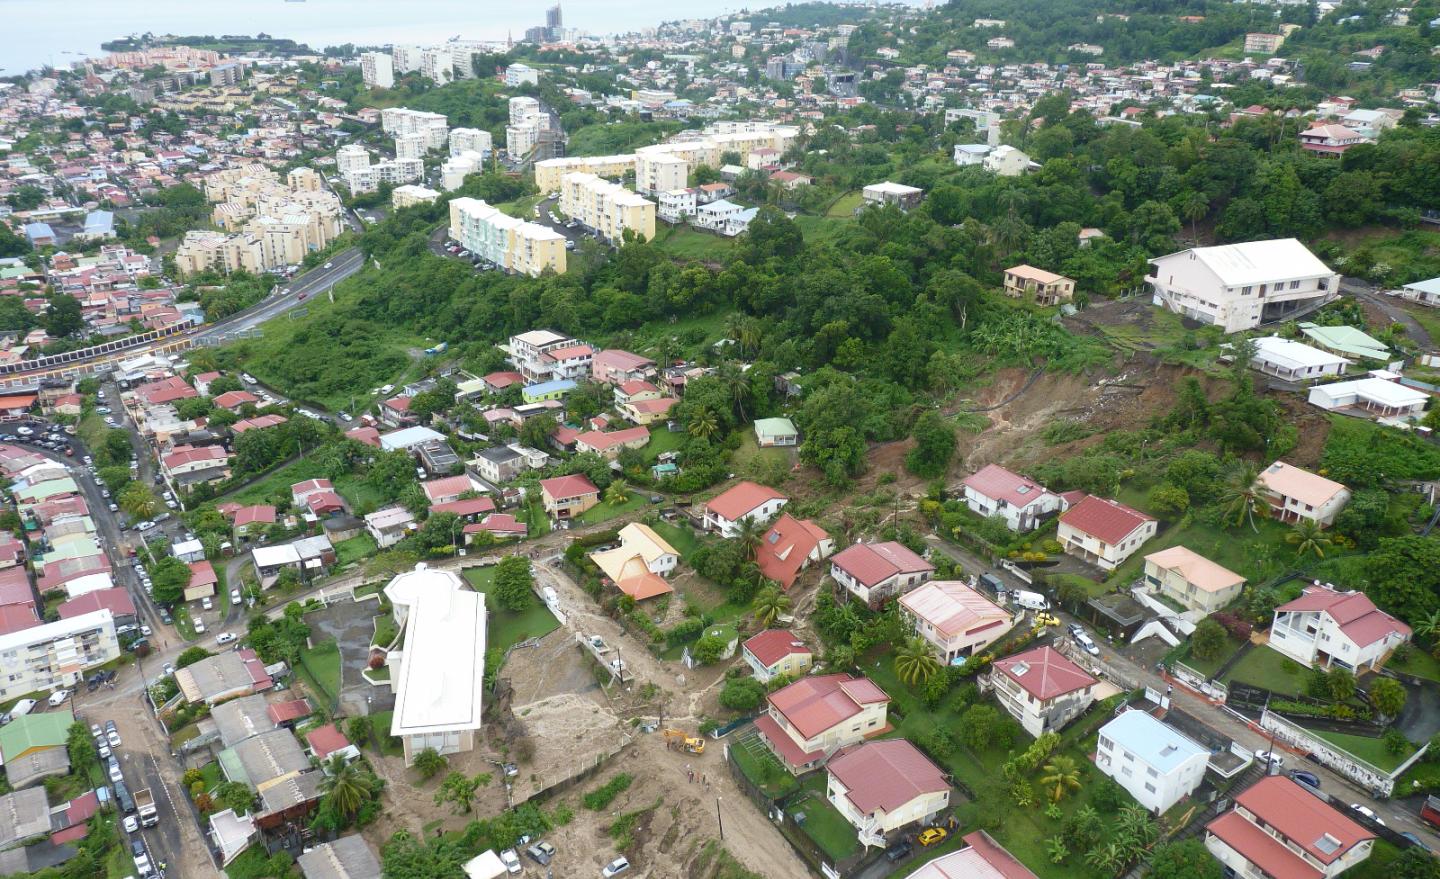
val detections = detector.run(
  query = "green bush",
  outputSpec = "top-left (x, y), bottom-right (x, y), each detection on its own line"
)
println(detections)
top-left (582, 773), bottom-right (634, 811)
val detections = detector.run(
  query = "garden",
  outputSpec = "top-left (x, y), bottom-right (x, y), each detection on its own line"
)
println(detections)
top-left (462, 563), bottom-right (560, 653)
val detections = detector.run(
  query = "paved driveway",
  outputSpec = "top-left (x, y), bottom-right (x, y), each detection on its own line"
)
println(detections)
top-left (305, 599), bottom-right (393, 716)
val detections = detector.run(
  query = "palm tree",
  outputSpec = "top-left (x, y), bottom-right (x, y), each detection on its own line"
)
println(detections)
top-left (1084, 842), bottom-right (1125, 873)
top-left (735, 516), bottom-right (767, 560)
top-left (687, 407), bottom-right (720, 440)
top-left (1219, 462), bottom-right (1263, 531)
top-left (1287, 519), bottom-right (1333, 559)
top-left (893, 637), bottom-right (941, 687)
top-left (1178, 190), bottom-right (1209, 244)
top-left (737, 318), bottom-right (763, 359)
top-left (319, 756), bottom-right (372, 821)
top-left (1115, 804), bottom-right (1158, 860)
top-left (412, 747), bottom-right (448, 781)
top-left (1039, 755), bottom-right (1083, 803)
top-left (752, 586), bottom-right (791, 628)
top-left (1412, 609), bottom-right (1440, 644)
top-left (604, 481), bottom-right (631, 506)
top-left (718, 363), bottom-right (751, 423)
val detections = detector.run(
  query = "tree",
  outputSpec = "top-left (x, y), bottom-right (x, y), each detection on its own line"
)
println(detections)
top-left (1327, 667), bottom-right (1357, 704)
top-left (66, 722), bottom-right (97, 775)
top-left (604, 481), bottom-right (630, 506)
top-left (1191, 619), bottom-right (1230, 661)
top-left (1039, 754), bottom-right (1083, 803)
top-left (894, 636), bottom-right (942, 686)
top-left (412, 747), bottom-right (448, 781)
top-left (958, 703), bottom-right (1000, 751)
top-left (690, 632), bottom-right (729, 664)
top-left (1287, 519), bottom-right (1332, 559)
top-left (1146, 840), bottom-right (1222, 879)
top-left (1177, 191), bottom-right (1210, 244)
top-left (214, 781), bottom-right (255, 815)
top-left (148, 557), bottom-right (192, 607)
top-left (1146, 483), bottom-right (1190, 518)
top-left (319, 755), bottom-right (374, 821)
top-left (1370, 676), bottom-right (1407, 719)
top-left (120, 482), bottom-right (161, 520)
top-left (735, 515), bottom-right (767, 560)
top-left (43, 294), bottom-right (84, 338)
top-left (1367, 536), bottom-right (1440, 625)
top-left (752, 585), bottom-right (791, 628)
top-left (492, 555), bottom-right (535, 611)
top-left (905, 410), bottom-right (957, 478)
top-left (345, 715), bottom-right (373, 751)
top-left (687, 407), bottom-right (720, 440)
top-left (719, 676), bottom-right (766, 712)
top-left (175, 646), bottom-right (212, 668)
top-left (434, 770), bottom-right (483, 814)
top-left (1218, 462), bottom-right (1263, 530)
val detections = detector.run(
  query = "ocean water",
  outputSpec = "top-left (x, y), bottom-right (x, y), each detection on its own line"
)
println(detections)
top-left (0, 0), bottom-right (752, 76)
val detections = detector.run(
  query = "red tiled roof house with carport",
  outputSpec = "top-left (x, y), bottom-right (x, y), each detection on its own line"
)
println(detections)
top-left (1205, 776), bottom-right (1375, 879)
top-left (539, 474), bottom-right (599, 520)
top-left (753, 673), bottom-right (890, 772)
top-left (754, 514), bottom-right (833, 590)
top-left (1056, 494), bottom-right (1157, 571)
top-left (825, 739), bottom-right (951, 845)
top-left (829, 541), bottom-right (935, 608)
top-left (987, 645), bottom-right (1098, 738)
top-left (703, 480), bottom-right (788, 537)
top-left (741, 629), bottom-right (813, 682)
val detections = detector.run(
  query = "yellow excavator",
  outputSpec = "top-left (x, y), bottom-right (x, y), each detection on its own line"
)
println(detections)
top-left (663, 728), bottom-right (705, 754)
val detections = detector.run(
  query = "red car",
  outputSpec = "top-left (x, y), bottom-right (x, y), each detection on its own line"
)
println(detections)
top-left (297, 292), bottom-right (308, 301)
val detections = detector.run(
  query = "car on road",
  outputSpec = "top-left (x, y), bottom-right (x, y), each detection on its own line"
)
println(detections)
top-left (1350, 804), bottom-right (1386, 826)
top-left (1070, 627), bottom-right (1100, 656)
top-left (1254, 749), bottom-right (1285, 769)
top-left (601, 856), bottom-right (630, 877)
top-left (108, 503), bottom-right (118, 512)
top-left (1289, 769), bottom-right (1322, 790)
top-left (122, 814), bottom-right (139, 834)
top-left (107, 729), bottom-right (121, 748)
top-left (339, 412), bottom-right (352, 421)
top-left (216, 632), bottom-right (237, 645)
top-left (165, 500), bottom-right (178, 509)
top-left (103, 417), bottom-right (116, 426)
top-left (526, 842), bottom-right (555, 865)
top-left (324, 262), bottom-right (333, 269)
top-left (94, 407), bottom-right (109, 415)
top-left (917, 827), bottom-right (948, 847)
top-left (108, 758), bottom-right (123, 784)
top-left (194, 620), bottom-right (206, 634)
top-left (162, 662), bottom-right (175, 677)
top-left (132, 839), bottom-right (153, 877)
top-left (297, 292), bottom-right (308, 301)
top-left (241, 373), bottom-right (256, 384)
top-left (140, 625), bottom-right (151, 636)
top-left (15, 427), bottom-right (32, 437)
top-left (135, 521), bottom-right (156, 532)
top-left (499, 849), bottom-right (522, 874)
top-left (884, 840), bottom-right (913, 862)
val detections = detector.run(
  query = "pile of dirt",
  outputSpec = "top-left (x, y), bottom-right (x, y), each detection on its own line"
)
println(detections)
top-left (508, 691), bottom-right (630, 803)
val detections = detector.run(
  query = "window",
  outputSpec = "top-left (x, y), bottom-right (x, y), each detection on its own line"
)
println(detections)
top-left (1242, 286), bottom-right (1253, 295)
top-left (1290, 280), bottom-right (1301, 290)
top-left (1144, 782), bottom-right (1157, 793)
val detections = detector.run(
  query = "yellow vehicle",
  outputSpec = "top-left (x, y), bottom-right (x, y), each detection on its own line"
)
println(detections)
top-left (1032, 612), bottom-right (1061, 628)
top-left (917, 827), bottom-right (948, 847)
top-left (662, 728), bottom-right (705, 754)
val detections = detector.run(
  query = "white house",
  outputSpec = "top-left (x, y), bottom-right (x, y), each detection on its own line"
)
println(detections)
top-left (1206, 777), bottom-right (1375, 879)
top-left (1255, 461), bottom-right (1350, 526)
top-left (825, 740), bottom-right (950, 848)
top-left (693, 199), bottom-right (745, 233)
top-left (982, 144), bottom-right (1032, 176)
top-left (658, 188), bottom-right (697, 223)
top-left (703, 481), bottom-right (788, 537)
top-left (953, 143), bottom-right (992, 166)
top-left (959, 464), bottom-right (1061, 532)
top-left (1249, 336), bottom-right (1350, 382)
top-left (1400, 277), bottom-right (1440, 307)
top-left (900, 580), bottom-right (1014, 664)
top-left (988, 645), bottom-right (1098, 738)
top-left (364, 506), bottom-right (416, 548)
top-left (384, 564), bottom-right (486, 766)
top-left (1096, 710), bottom-right (1209, 814)
top-left (829, 541), bottom-right (935, 608)
top-left (1147, 238), bottom-right (1339, 333)
top-left (1269, 583), bottom-right (1411, 672)
top-left (1307, 375), bottom-right (1428, 420)
top-left (1056, 494), bottom-right (1157, 571)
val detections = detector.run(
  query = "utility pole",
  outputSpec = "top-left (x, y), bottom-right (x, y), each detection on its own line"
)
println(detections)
top-left (716, 796), bottom-right (724, 840)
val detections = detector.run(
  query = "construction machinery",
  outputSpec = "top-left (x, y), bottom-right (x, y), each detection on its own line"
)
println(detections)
top-left (662, 728), bottom-right (705, 754)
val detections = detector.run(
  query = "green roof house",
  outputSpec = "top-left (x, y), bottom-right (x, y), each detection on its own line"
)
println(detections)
top-left (0, 710), bottom-right (72, 788)
top-left (754, 417), bottom-right (799, 447)
top-left (1298, 322), bottom-right (1390, 361)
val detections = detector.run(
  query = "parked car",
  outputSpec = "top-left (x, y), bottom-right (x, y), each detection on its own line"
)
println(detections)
top-left (917, 827), bottom-right (948, 847)
top-left (201, 596), bottom-right (212, 611)
top-left (884, 840), bottom-right (913, 862)
top-left (1070, 628), bottom-right (1100, 656)
top-left (194, 620), bottom-right (206, 634)
top-left (216, 632), bottom-right (237, 645)
top-left (98, 742), bottom-right (111, 760)
top-left (108, 758), bottom-right (123, 783)
top-left (106, 729), bottom-right (121, 748)
top-left (1254, 749), bottom-right (1285, 769)
top-left (162, 662), bottom-right (175, 677)
top-left (499, 849), bottom-right (522, 874)
top-left (231, 589), bottom-right (242, 604)
top-left (1289, 769), bottom-right (1322, 790)
top-left (526, 842), bottom-right (555, 865)
top-left (1351, 804), bottom-right (1386, 826)
top-left (601, 856), bottom-right (630, 877)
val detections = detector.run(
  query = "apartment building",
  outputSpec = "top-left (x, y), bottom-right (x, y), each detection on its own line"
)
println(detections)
top-left (1148, 238), bottom-right (1339, 333)
top-left (449, 128), bottom-right (493, 159)
top-left (391, 45), bottom-right (423, 73)
top-left (559, 173), bottom-right (656, 242)
top-left (344, 157), bottom-right (423, 194)
top-left (959, 464), bottom-right (1061, 533)
top-left (1255, 460), bottom-right (1350, 526)
top-left (179, 164), bottom-right (344, 276)
top-left (419, 48), bottom-right (454, 86)
top-left (360, 52), bottom-right (394, 89)
top-left (1206, 777), bottom-right (1374, 879)
top-left (448, 197), bottom-right (566, 277)
top-left (509, 96), bottom-right (541, 124)
top-left (658, 188), bottom-right (697, 223)
top-left (1096, 710), bottom-right (1209, 814)
top-left (392, 185), bottom-right (440, 209)
top-left (441, 151), bottom-right (485, 191)
top-left (0, 610), bottom-right (119, 702)
top-left (533, 154), bottom-right (636, 192)
top-left (1244, 32), bottom-right (1286, 53)
top-left (1269, 584), bottom-right (1410, 672)
top-left (380, 108), bottom-right (450, 150)
top-left (394, 133), bottom-right (427, 160)
top-left (504, 63), bottom-right (540, 86)
top-left (335, 144), bottom-right (370, 178)
top-left (635, 150), bottom-right (690, 195)
top-left (754, 674), bottom-right (890, 772)
top-left (504, 329), bottom-right (593, 382)
top-left (174, 230), bottom-right (263, 276)
top-left (988, 645), bottom-right (1097, 738)
top-left (1003, 265), bottom-right (1075, 306)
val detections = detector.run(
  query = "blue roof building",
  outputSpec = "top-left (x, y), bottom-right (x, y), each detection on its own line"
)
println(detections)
top-left (1096, 710), bottom-right (1209, 814)
top-left (82, 211), bottom-right (114, 239)
top-left (22, 223), bottom-right (54, 246)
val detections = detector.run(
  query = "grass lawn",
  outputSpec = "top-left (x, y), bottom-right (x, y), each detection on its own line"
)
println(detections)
top-left (220, 457), bottom-right (330, 505)
top-left (653, 225), bottom-right (736, 261)
top-left (1310, 728), bottom-right (1416, 772)
top-left (642, 427), bottom-right (686, 463)
top-left (651, 521), bottom-right (703, 560)
top-left (730, 432), bottom-right (792, 472)
top-left (824, 191), bottom-right (863, 218)
top-left (367, 709), bottom-right (404, 757)
top-left (372, 612), bottom-right (399, 648)
top-left (463, 566), bottom-right (560, 651)
top-left (1104, 498), bottom-right (1298, 589)
top-left (731, 730), bottom-right (799, 799)
top-left (334, 533), bottom-right (378, 568)
top-left (576, 492), bottom-right (650, 525)
top-left (297, 639), bottom-right (342, 705)
top-left (791, 214), bottom-right (853, 246)
top-left (1222, 645), bottom-right (1305, 695)
top-left (1387, 648), bottom-right (1440, 683)
top-left (787, 773), bottom-right (861, 862)
top-left (1172, 635), bottom-right (1245, 679)
top-left (198, 760), bottom-right (224, 792)
top-left (1340, 840), bottom-right (1405, 879)
top-left (334, 474), bottom-right (387, 514)
top-left (1047, 572), bottom-right (1108, 599)
top-left (173, 606), bottom-right (198, 641)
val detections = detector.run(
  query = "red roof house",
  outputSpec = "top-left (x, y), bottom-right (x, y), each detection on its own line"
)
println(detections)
top-left (1205, 777), bottom-right (1375, 879)
top-left (1057, 494), bottom-right (1157, 571)
top-left (703, 481), bottom-right (788, 536)
top-left (754, 514), bottom-right (833, 589)
top-left (826, 739), bottom-right (950, 835)
top-left (829, 541), bottom-right (935, 607)
top-left (754, 674), bottom-right (890, 770)
top-left (990, 646), bottom-right (1098, 737)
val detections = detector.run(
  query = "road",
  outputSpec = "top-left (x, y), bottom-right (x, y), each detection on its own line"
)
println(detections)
top-left (923, 535), bottom-right (1440, 843)
top-left (191, 247), bottom-right (366, 343)
top-left (1343, 276), bottom-right (1434, 349)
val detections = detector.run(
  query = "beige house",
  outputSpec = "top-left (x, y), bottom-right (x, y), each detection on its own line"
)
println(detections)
top-left (988, 646), bottom-right (1097, 738)
top-left (587, 523), bottom-right (679, 601)
top-left (1003, 265), bottom-right (1075, 306)
top-left (754, 674), bottom-right (890, 772)
top-left (826, 740), bottom-right (950, 848)
top-left (900, 581), bottom-right (1014, 664)
top-left (1142, 546), bottom-right (1245, 614)
top-left (1256, 461), bottom-right (1350, 526)
top-left (742, 630), bottom-right (813, 682)
top-left (538, 474), bottom-right (599, 520)
top-left (1057, 494), bottom-right (1157, 571)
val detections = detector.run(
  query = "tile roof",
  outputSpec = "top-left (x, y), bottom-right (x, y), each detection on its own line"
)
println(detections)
top-left (903, 831), bottom-right (1040, 879)
top-left (540, 474), bottom-right (598, 500)
top-left (1059, 494), bottom-right (1154, 545)
top-left (961, 464), bottom-right (1056, 508)
top-left (1143, 546), bottom-right (1245, 593)
top-left (1206, 811), bottom-right (1321, 879)
top-left (577, 425), bottom-right (650, 451)
top-left (768, 673), bottom-right (888, 740)
top-left (828, 739), bottom-right (949, 815)
top-left (705, 480), bottom-right (787, 522)
top-left (743, 629), bottom-right (811, 668)
top-left (57, 588), bottom-right (134, 620)
top-left (993, 646), bottom-right (1096, 701)
top-left (304, 723), bottom-right (352, 759)
top-left (1257, 461), bottom-right (1348, 508)
top-left (753, 713), bottom-right (824, 768)
top-left (1210, 779), bottom-right (1372, 873)
top-left (900, 580), bottom-right (1010, 639)
top-left (830, 541), bottom-right (933, 588)
top-left (755, 514), bottom-right (829, 589)
top-left (1278, 585), bottom-right (1410, 647)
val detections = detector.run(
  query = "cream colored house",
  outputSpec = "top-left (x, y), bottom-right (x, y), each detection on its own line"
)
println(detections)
top-left (826, 740), bottom-right (950, 848)
top-left (1256, 461), bottom-right (1351, 526)
top-left (587, 522), bottom-right (679, 601)
top-left (754, 674), bottom-right (890, 772)
top-left (1142, 546), bottom-right (1245, 614)
top-left (1003, 265), bottom-right (1075, 306)
top-left (900, 580), bottom-right (1014, 664)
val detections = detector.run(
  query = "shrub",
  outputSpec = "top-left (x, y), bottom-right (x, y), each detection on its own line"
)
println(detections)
top-left (665, 617), bottom-right (705, 647)
top-left (1209, 611), bottom-right (1253, 641)
top-left (718, 677), bottom-right (765, 712)
top-left (582, 773), bottom-right (634, 811)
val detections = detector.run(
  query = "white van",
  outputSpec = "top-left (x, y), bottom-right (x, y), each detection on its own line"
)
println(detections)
top-left (48, 689), bottom-right (71, 707)
top-left (1010, 590), bottom-right (1050, 611)
top-left (9, 698), bottom-right (37, 718)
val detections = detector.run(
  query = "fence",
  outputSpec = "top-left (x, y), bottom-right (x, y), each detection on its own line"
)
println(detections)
top-left (1169, 660), bottom-right (1230, 703)
top-left (1259, 708), bottom-right (1428, 798)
